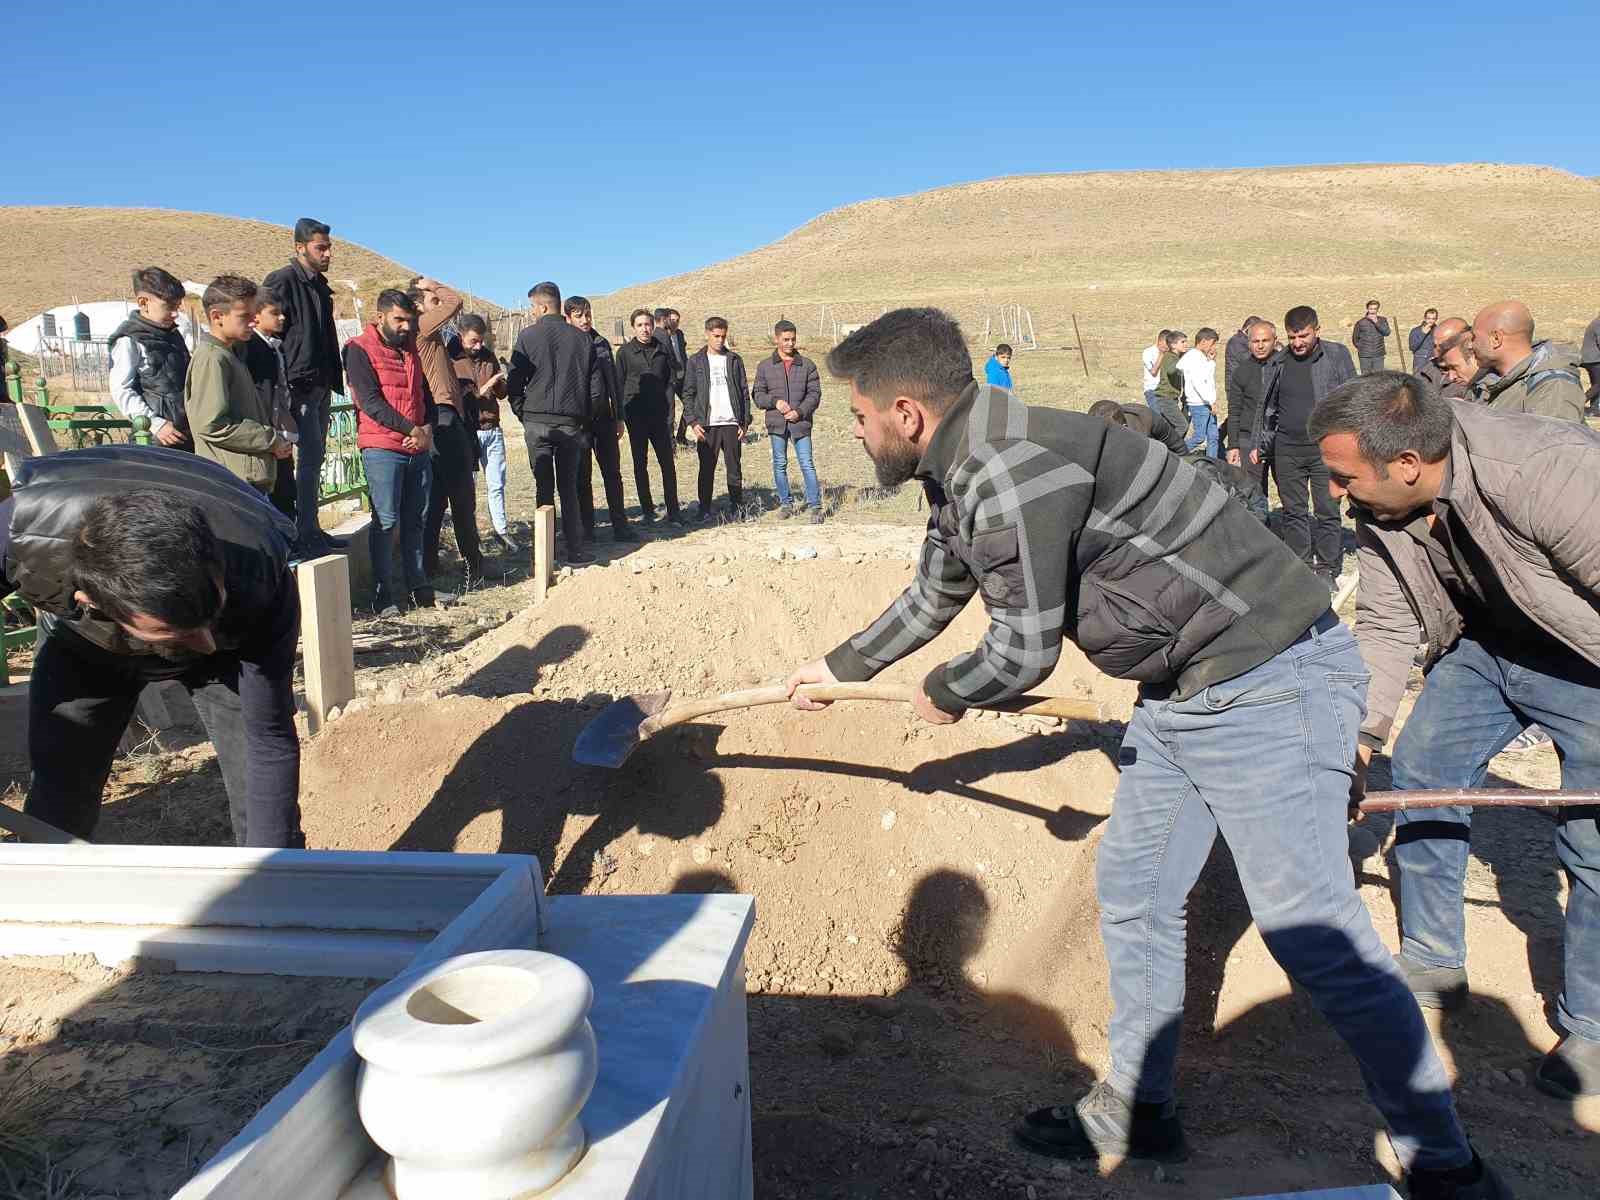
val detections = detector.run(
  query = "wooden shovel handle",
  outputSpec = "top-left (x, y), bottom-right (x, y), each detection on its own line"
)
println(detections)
top-left (638, 683), bottom-right (1105, 738)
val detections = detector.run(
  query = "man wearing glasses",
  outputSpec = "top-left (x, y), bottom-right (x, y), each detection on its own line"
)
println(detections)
top-left (1, 447), bottom-right (304, 847)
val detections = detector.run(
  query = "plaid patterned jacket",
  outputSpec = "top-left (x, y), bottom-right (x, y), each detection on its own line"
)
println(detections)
top-left (825, 383), bottom-right (1329, 712)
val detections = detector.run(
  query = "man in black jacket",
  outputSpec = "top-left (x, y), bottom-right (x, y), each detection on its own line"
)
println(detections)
top-left (262, 218), bottom-right (346, 556)
top-left (1352, 299), bottom-right (1392, 374)
top-left (507, 281), bottom-right (601, 565)
top-left (782, 308), bottom-right (1503, 1199)
top-left (565, 296), bottom-right (635, 543)
top-left (2, 448), bottom-right (303, 847)
top-left (682, 316), bottom-right (750, 520)
top-left (654, 307), bottom-right (689, 444)
top-left (1223, 318), bottom-right (1277, 522)
top-left (616, 309), bottom-right (686, 526)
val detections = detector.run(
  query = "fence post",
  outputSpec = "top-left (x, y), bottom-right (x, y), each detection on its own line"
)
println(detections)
top-left (33, 376), bottom-right (49, 407)
top-left (131, 416), bottom-right (152, 446)
top-left (534, 505), bottom-right (555, 603)
top-left (3, 361), bottom-right (19, 404)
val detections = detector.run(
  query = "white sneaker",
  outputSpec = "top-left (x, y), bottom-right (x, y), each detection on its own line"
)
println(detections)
top-left (1502, 726), bottom-right (1553, 754)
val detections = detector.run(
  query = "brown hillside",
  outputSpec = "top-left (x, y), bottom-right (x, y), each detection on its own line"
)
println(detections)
top-left (0, 206), bottom-right (500, 323)
top-left (594, 163), bottom-right (1600, 400)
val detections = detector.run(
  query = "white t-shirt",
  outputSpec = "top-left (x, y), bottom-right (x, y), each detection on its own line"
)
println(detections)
top-left (1141, 344), bottom-right (1161, 391)
top-left (1177, 348), bottom-right (1216, 408)
top-left (707, 353), bottom-right (736, 426)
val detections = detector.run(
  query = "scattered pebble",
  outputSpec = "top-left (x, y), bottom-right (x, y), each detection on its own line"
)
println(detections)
top-left (636, 838), bottom-right (656, 857)
top-left (791, 545), bottom-right (819, 561)
top-left (706, 574), bottom-right (733, 588)
top-left (881, 809), bottom-right (897, 831)
top-left (692, 845), bottom-right (712, 865)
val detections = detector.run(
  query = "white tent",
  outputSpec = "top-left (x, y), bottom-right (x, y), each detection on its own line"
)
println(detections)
top-left (4, 300), bottom-right (195, 354)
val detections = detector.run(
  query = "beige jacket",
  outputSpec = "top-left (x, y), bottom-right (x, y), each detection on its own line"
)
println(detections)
top-left (1474, 340), bottom-right (1585, 422)
top-left (1354, 401), bottom-right (1600, 744)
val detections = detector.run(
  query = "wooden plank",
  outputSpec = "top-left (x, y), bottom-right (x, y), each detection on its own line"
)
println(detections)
top-left (295, 554), bottom-right (355, 735)
top-left (534, 503), bottom-right (555, 602)
top-left (15, 403), bottom-right (59, 456)
top-left (0, 405), bottom-right (33, 467)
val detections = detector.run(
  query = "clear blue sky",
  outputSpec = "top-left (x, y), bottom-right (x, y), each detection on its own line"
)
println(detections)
top-left (4, 2), bottom-right (1593, 307)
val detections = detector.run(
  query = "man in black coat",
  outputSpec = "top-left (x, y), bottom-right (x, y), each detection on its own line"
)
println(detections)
top-left (565, 296), bottom-right (635, 543)
top-left (681, 316), bottom-right (750, 520)
top-left (617, 309), bottom-right (686, 525)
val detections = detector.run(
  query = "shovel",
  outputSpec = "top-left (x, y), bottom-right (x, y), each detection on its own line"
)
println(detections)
top-left (573, 682), bottom-right (1107, 769)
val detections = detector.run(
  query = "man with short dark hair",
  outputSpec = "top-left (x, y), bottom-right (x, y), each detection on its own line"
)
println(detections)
top-left (1314, 373), bottom-right (1600, 1105)
top-left (507, 281), bottom-right (603, 564)
top-left (565, 297), bottom-right (634, 543)
top-left (1224, 317), bottom-right (1276, 521)
top-left (408, 277), bottom-right (483, 590)
top-left (1353, 299), bottom-right (1392, 374)
top-left (1224, 316), bottom-right (1260, 379)
top-left (346, 290), bottom-right (440, 613)
top-left (1256, 305), bottom-right (1357, 589)
top-left (984, 344), bottom-right (1014, 389)
top-left (1469, 300), bottom-right (1585, 421)
top-left (1581, 312), bottom-right (1600, 414)
top-left (451, 314), bottom-right (515, 554)
top-left (682, 316), bottom-right (749, 520)
top-left (1409, 308), bottom-right (1440, 373)
top-left (263, 219), bottom-right (346, 555)
top-left (1428, 318), bottom-right (1480, 400)
top-left (782, 308), bottom-right (1498, 1197)
top-left (108, 266), bottom-right (192, 449)
top-left (654, 307), bottom-right (688, 445)
top-left (2, 448), bottom-right (303, 847)
top-left (1151, 330), bottom-right (1188, 435)
top-left (617, 309), bottom-right (684, 527)
top-left (752, 319), bottom-right (824, 523)
top-left (185, 275), bottom-right (292, 493)
top-left (1086, 399), bottom-right (1188, 454)
top-left (1177, 327), bottom-right (1219, 457)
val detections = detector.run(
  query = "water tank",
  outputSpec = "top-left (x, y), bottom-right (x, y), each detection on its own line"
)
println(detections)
top-left (41, 312), bottom-right (57, 339)
top-left (73, 311), bottom-right (91, 341)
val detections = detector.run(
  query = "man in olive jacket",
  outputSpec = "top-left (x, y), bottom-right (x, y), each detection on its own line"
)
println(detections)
top-left (1315, 373), bottom-right (1600, 1103)
top-left (186, 275), bottom-right (292, 493)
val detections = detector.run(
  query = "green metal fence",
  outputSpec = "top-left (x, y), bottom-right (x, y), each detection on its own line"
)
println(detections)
top-left (321, 401), bottom-right (368, 505)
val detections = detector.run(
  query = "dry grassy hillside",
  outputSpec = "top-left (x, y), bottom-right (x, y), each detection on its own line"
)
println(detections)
top-left (0, 206), bottom-right (500, 322)
top-left (596, 163), bottom-right (1600, 404)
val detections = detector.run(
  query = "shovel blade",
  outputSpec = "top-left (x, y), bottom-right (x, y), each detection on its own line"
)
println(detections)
top-left (572, 690), bottom-right (674, 768)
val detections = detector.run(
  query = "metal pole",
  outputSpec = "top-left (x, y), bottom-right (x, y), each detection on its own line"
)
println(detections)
top-left (1071, 314), bottom-right (1089, 378)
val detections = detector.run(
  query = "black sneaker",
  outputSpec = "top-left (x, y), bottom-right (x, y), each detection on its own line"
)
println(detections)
top-left (1407, 1151), bottom-right (1512, 1198)
top-left (566, 551), bottom-right (597, 567)
top-left (669, 511), bottom-right (689, 527)
top-left (1014, 1082), bottom-right (1186, 1162)
top-left (612, 525), bottom-right (639, 543)
top-left (491, 530), bottom-right (519, 554)
top-left (639, 508), bottom-right (658, 525)
top-left (694, 504), bottom-right (711, 523)
top-left (1394, 953), bottom-right (1469, 1011)
top-left (1536, 1035), bottom-right (1600, 1100)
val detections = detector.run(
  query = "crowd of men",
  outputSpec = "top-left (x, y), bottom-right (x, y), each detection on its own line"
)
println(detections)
top-left (9, 230), bottom-right (1600, 1197)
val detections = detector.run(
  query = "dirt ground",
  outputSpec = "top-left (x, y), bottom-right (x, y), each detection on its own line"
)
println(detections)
top-left (8, 506), bottom-right (1594, 1199)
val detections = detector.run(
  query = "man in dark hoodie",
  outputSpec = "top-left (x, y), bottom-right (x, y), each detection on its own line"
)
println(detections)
top-left (108, 266), bottom-right (192, 449)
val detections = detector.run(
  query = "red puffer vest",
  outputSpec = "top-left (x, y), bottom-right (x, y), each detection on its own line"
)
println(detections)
top-left (351, 324), bottom-right (427, 454)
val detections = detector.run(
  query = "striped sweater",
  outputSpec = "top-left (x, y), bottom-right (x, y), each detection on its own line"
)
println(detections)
top-left (825, 384), bottom-right (1330, 712)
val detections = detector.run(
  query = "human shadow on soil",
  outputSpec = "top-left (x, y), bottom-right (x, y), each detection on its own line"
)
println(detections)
top-left (389, 635), bottom-right (725, 895)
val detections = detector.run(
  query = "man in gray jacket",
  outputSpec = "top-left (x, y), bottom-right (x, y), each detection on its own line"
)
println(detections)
top-left (1469, 300), bottom-right (1585, 421)
top-left (752, 320), bottom-right (824, 523)
top-left (1313, 373), bottom-right (1600, 1103)
top-left (1353, 299), bottom-right (1392, 374)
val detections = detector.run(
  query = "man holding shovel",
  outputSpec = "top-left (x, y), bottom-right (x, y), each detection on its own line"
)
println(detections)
top-left (784, 309), bottom-right (1502, 1198)
top-left (1313, 372), bottom-right (1600, 1103)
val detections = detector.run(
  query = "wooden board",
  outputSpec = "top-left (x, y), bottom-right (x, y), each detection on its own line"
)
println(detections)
top-left (534, 504), bottom-right (555, 603)
top-left (14, 402), bottom-right (58, 457)
top-left (295, 555), bottom-right (355, 735)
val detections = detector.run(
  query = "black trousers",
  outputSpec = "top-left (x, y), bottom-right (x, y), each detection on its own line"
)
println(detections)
top-left (1358, 354), bottom-right (1386, 375)
top-left (25, 622), bottom-right (303, 847)
top-left (696, 425), bottom-right (744, 510)
top-left (623, 399), bottom-right (680, 519)
top-left (1273, 438), bottom-right (1342, 570)
top-left (269, 457), bottom-right (296, 521)
top-left (579, 420), bottom-right (629, 536)
top-left (525, 419), bottom-right (587, 553)
top-left (423, 416), bottom-right (483, 579)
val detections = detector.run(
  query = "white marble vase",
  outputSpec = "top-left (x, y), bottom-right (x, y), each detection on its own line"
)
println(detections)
top-left (351, 948), bottom-right (598, 1199)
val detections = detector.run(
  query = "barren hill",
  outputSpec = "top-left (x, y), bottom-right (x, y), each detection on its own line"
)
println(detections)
top-left (595, 163), bottom-right (1600, 395)
top-left (0, 206), bottom-right (499, 323)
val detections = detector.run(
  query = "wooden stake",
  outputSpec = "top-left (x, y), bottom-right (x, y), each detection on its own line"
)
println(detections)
top-left (534, 505), bottom-right (555, 603)
top-left (1071, 313), bottom-right (1089, 378)
top-left (295, 555), bottom-right (355, 735)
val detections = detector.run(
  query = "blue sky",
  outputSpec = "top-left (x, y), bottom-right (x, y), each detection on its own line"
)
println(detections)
top-left (3, 2), bottom-right (1593, 306)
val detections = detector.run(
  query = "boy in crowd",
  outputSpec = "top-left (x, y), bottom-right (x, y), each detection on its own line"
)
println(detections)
top-left (565, 297), bottom-right (634, 543)
top-left (451, 314), bottom-right (517, 555)
top-left (1141, 330), bottom-right (1170, 413)
top-left (752, 320), bottom-right (824, 523)
top-left (185, 275), bottom-right (292, 494)
top-left (682, 316), bottom-right (750, 521)
top-left (1178, 328), bottom-right (1220, 458)
top-left (1151, 329), bottom-right (1188, 436)
top-left (240, 287), bottom-right (300, 519)
top-left (108, 266), bottom-right (192, 449)
top-left (985, 344), bottom-right (1014, 389)
top-left (616, 308), bottom-right (685, 526)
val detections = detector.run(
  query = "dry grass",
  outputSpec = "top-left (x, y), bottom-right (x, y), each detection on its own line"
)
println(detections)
top-left (0, 206), bottom-right (500, 323)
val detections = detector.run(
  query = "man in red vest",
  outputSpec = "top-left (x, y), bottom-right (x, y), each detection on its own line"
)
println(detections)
top-left (344, 290), bottom-right (445, 615)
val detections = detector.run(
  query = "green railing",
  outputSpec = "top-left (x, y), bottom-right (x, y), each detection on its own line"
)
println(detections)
top-left (320, 401), bottom-right (368, 505)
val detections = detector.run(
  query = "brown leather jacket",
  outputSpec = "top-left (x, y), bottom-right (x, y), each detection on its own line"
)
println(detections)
top-left (452, 345), bottom-right (504, 428)
top-left (1354, 401), bottom-right (1600, 744)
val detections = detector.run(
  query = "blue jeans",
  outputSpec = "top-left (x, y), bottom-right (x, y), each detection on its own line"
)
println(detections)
top-left (1391, 635), bottom-right (1600, 1044)
top-left (290, 386), bottom-right (332, 546)
top-left (476, 427), bottom-right (508, 535)
top-left (770, 432), bottom-right (820, 509)
top-left (1099, 620), bottom-right (1470, 1171)
top-left (1143, 389), bottom-right (1162, 414)
top-left (1186, 404), bottom-right (1219, 457)
top-left (362, 448), bottom-right (431, 610)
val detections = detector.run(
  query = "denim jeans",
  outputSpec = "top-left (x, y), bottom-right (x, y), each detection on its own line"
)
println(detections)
top-left (770, 432), bottom-right (821, 509)
top-left (1186, 404), bottom-right (1219, 457)
top-left (1099, 619), bottom-right (1470, 1171)
top-left (476, 427), bottom-right (508, 535)
top-left (1143, 389), bottom-right (1162, 414)
top-left (362, 448), bottom-right (431, 610)
top-left (290, 386), bottom-right (332, 546)
top-left (1390, 635), bottom-right (1600, 1044)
